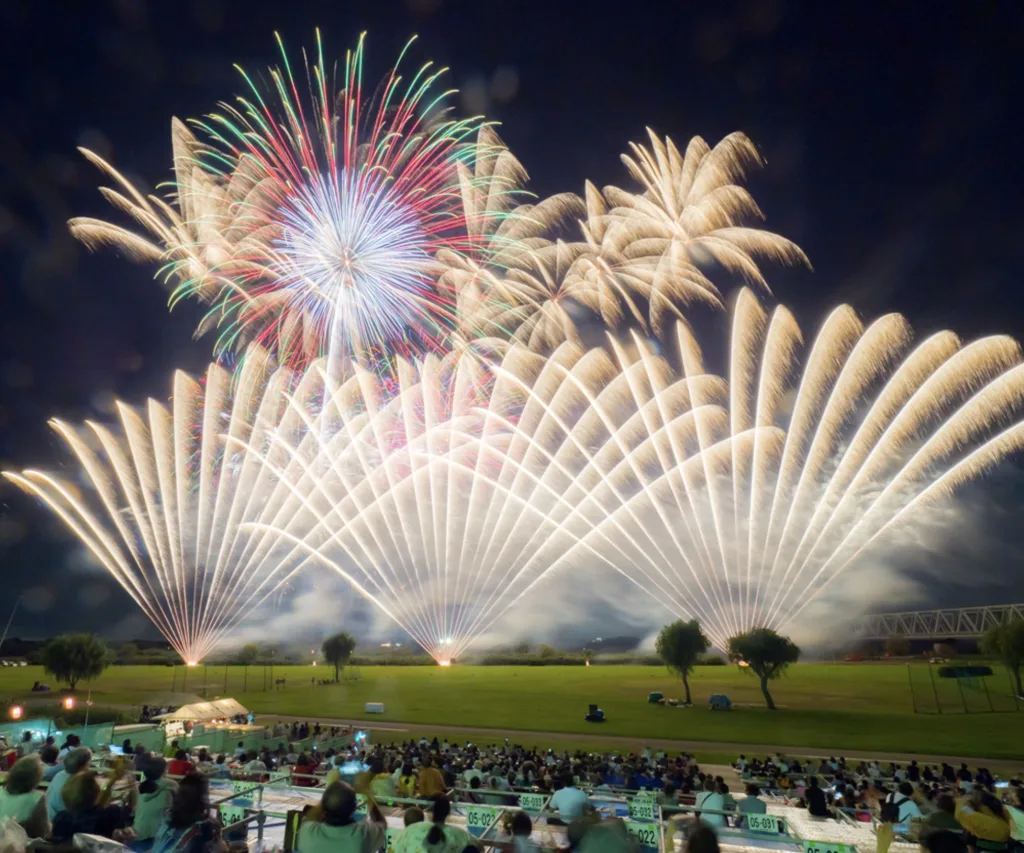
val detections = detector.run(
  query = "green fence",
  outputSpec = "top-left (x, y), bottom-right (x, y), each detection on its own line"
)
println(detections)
top-left (0, 717), bottom-right (116, 749)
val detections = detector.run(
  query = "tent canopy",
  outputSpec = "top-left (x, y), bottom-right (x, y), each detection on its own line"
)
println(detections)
top-left (154, 698), bottom-right (249, 722)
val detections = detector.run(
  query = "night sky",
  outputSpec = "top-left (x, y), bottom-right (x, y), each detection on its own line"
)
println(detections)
top-left (2, 0), bottom-right (1023, 643)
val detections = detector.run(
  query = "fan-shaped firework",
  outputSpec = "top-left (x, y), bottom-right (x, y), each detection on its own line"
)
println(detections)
top-left (2, 350), bottom-right (310, 664)
top-left (70, 32), bottom-right (502, 373)
top-left (12, 30), bottom-right (1022, 661)
top-left (521, 289), bottom-right (1024, 649)
top-left (237, 343), bottom-right (624, 663)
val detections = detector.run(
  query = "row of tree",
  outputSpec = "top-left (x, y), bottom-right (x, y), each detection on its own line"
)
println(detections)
top-left (654, 617), bottom-right (1024, 710)
top-left (20, 618), bottom-right (1024, 702)
top-left (655, 621), bottom-right (800, 709)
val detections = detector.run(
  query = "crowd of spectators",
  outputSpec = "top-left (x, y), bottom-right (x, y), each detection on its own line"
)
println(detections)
top-left (733, 752), bottom-right (1023, 851)
top-left (0, 729), bottom-right (1021, 853)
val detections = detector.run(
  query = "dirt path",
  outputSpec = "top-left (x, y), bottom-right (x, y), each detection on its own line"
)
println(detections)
top-left (256, 713), bottom-right (1024, 775)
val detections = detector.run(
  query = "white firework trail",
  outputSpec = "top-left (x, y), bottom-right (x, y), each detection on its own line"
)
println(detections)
top-left (1, 349), bottom-right (316, 664)
top-left (529, 289), bottom-right (1024, 649)
top-left (8, 296), bottom-right (1024, 659)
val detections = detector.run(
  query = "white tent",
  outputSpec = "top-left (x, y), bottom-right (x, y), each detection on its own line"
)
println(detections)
top-left (153, 698), bottom-right (249, 722)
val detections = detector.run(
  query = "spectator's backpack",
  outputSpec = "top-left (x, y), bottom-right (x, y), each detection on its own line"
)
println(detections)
top-left (880, 795), bottom-right (908, 824)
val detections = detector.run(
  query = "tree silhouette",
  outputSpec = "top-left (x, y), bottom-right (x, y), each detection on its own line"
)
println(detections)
top-left (727, 628), bottom-right (800, 710)
top-left (321, 633), bottom-right (357, 682)
top-left (39, 634), bottom-right (111, 691)
top-left (655, 620), bottom-right (710, 705)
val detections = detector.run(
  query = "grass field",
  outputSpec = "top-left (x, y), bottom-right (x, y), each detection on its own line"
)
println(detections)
top-left (1, 663), bottom-right (1020, 760)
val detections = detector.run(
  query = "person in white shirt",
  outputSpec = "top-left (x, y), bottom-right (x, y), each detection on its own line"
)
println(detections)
top-left (885, 782), bottom-right (922, 825)
top-left (695, 779), bottom-right (726, 828)
top-left (511, 810), bottom-right (538, 853)
top-left (0, 756), bottom-right (50, 839)
top-left (46, 747), bottom-right (92, 821)
top-left (549, 775), bottom-right (590, 821)
top-left (244, 751), bottom-right (268, 774)
top-left (56, 735), bottom-right (81, 761)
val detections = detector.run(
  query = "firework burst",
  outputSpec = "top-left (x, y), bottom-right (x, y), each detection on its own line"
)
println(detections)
top-left (72, 32), bottom-right (499, 373)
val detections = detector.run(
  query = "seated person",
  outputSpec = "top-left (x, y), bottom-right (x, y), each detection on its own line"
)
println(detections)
top-left (297, 781), bottom-right (385, 853)
top-left (695, 779), bottom-right (726, 828)
top-left (167, 749), bottom-right (195, 778)
top-left (50, 768), bottom-right (135, 845)
top-left (133, 756), bottom-right (178, 843)
top-left (549, 774), bottom-right (590, 822)
top-left (806, 777), bottom-right (832, 818)
top-left (39, 746), bottom-right (61, 783)
top-left (738, 784), bottom-right (768, 826)
top-left (151, 773), bottom-right (224, 853)
top-left (921, 794), bottom-right (963, 836)
top-left (394, 797), bottom-right (479, 853)
top-left (954, 788), bottom-right (1011, 851)
top-left (0, 755), bottom-right (50, 839)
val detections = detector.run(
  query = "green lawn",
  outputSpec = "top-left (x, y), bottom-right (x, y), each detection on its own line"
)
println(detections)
top-left (1, 663), bottom-right (1020, 760)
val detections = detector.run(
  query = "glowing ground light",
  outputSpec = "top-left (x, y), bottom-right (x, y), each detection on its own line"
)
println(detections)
top-left (186, 661), bottom-right (199, 667)
top-left (438, 660), bottom-right (451, 667)
top-left (63, 697), bottom-right (75, 710)
top-left (9, 706), bottom-right (22, 720)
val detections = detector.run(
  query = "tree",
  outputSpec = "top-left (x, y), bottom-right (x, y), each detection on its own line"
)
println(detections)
top-left (39, 634), bottom-right (112, 690)
top-left (582, 648), bottom-right (596, 663)
top-left (981, 618), bottom-right (1024, 698)
top-left (727, 628), bottom-right (800, 710)
top-left (537, 643), bottom-right (558, 659)
top-left (655, 620), bottom-right (710, 705)
top-left (885, 635), bottom-right (910, 657)
top-left (322, 633), bottom-right (357, 682)
top-left (237, 643), bottom-right (260, 666)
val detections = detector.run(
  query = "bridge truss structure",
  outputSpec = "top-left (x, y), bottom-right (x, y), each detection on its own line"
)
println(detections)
top-left (855, 603), bottom-right (1024, 639)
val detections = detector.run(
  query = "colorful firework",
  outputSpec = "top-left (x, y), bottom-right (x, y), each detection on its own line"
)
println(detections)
top-left (71, 32), bottom-right (502, 373)
top-left (10, 30), bottom-right (1016, 662)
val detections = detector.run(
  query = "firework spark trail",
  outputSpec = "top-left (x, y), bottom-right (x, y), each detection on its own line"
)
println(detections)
top-left (69, 33), bottom-right (509, 373)
top-left (9, 287), bottom-right (1024, 658)
top-left (2, 352), bottom-right (313, 663)
top-left (536, 291), bottom-right (1024, 646)
top-left (11, 30), bottom-right (1024, 660)
top-left (234, 346), bottom-right (622, 662)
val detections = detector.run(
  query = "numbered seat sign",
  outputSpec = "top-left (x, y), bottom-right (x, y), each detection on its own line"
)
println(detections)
top-left (626, 822), bottom-right (659, 849)
top-left (628, 798), bottom-right (657, 821)
top-left (466, 806), bottom-right (499, 830)
top-left (746, 814), bottom-right (781, 834)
